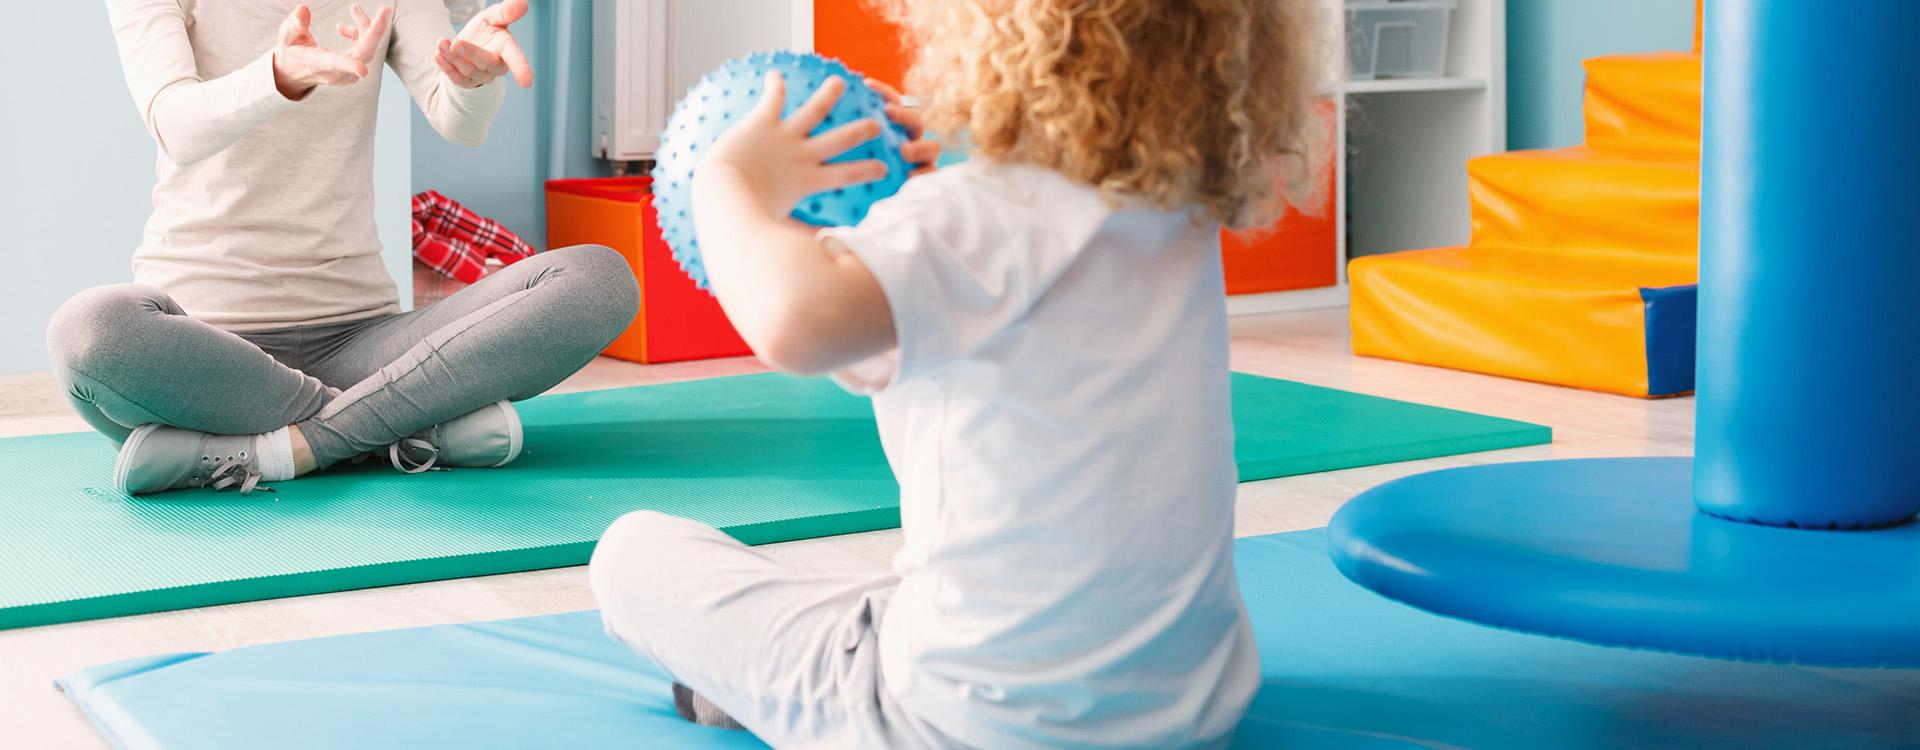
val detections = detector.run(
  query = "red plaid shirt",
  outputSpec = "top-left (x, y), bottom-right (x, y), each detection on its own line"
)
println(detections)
top-left (411, 190), bottom-right (535, 284)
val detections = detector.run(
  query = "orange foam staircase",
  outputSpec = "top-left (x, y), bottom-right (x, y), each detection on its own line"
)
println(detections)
top-left (1349, 33), bottom-right (1702, 397)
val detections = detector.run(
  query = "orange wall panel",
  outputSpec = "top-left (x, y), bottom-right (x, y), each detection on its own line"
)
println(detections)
top-left (1221, 99), bottom-right (1340, 295)
top-left (814, 0), bottom-right (912, 88)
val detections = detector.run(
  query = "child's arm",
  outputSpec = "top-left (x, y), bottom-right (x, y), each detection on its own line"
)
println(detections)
top-left (693, 73), bottom-right (899, 375)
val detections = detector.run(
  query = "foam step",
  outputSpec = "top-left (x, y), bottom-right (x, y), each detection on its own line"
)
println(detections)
top-left (1349, 246), bottom-right (1698, 398)
top-left (1468, 147), bottom-right (1699, 259)
top-left (1583, 52), bottom-right (1701, 158)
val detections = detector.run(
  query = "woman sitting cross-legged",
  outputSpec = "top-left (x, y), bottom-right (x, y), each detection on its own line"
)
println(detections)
top-left (50, 0), bottom-right (639, 495)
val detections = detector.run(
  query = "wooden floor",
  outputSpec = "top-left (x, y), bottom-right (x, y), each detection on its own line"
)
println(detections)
top-left (0, 309), bottom-right (1695, 748)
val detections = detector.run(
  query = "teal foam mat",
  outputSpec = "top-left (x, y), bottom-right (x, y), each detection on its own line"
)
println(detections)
top-left (0, 373), bottom-right (1548, 630)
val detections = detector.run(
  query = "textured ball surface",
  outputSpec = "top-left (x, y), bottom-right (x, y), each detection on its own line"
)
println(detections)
top-left (651, 51), bottom-right (912, 290)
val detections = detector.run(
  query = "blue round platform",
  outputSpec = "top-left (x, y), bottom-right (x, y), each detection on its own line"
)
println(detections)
top-left (1327, 458), bottom-right (1920, 667)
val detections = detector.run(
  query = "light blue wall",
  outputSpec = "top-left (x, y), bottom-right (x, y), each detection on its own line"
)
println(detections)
top-left (376, 74), bottom-right (418, 312)
top-left (3, 2), bottom-right (156, 374)
top-left (410, 0), bottom-right (608, 250)
top-left (2, 4), bottom-right (413, 374)
top-left (1507, 0), bottom-right (1696, 151)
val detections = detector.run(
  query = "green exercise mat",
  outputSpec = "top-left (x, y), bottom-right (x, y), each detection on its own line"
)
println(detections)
top-left (0, 373), bottom-right (1548, 630)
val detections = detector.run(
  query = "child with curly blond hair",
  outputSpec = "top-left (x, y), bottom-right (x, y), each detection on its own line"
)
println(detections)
top-left (590, 1), bottom-right (1323, 746)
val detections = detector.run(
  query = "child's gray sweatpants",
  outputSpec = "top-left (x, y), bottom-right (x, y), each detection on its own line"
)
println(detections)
top-left (45, 244), bottom-right (640, 468)
top-left (589, 510), bottom-right (967, 749)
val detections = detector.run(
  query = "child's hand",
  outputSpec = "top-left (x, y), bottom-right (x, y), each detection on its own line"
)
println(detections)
top-left (868, 79), bottom-right (942, 176)
top-left (699, 72), bottom-right (891, 218)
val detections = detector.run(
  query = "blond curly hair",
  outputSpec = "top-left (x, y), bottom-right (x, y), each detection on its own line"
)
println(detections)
top-left (882, 0), bottom-right (1324, 229)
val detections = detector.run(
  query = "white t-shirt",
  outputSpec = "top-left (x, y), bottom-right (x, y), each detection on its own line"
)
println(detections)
top-left (824, 160), bottom-right (1259, 750)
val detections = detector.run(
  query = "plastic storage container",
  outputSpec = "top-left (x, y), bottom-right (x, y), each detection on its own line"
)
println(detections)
top-left (544, 178), bottom-right (751, 364)
top-left (1346, 0), bottom-right (1455, 80)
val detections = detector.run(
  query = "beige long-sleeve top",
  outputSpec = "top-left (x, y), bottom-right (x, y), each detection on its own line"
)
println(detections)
top-left (105, 0), bottom-right (506, 331)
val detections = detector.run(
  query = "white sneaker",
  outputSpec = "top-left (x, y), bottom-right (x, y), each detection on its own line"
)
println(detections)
top-left (115, 425), bottom-right (293, 495)
top-left (387, 400), bottom-right (524, 474)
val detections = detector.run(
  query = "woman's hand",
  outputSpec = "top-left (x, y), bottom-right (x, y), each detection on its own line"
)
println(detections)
top-left (273, 4), bottom-right (391, 100)
top-left (867, 79), bottom-right (942, 176)
top-left (700, 72), bottom-right (891, 219)
top-left (434, 0), bottom-right (534, 89)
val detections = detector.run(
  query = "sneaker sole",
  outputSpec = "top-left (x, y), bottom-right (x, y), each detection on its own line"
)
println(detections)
top-left (492, 400), bottom-right (524, 468)
top-left (114, 423), bottom-right (164, 495)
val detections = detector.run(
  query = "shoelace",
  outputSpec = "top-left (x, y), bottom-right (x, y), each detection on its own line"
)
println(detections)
top-left (388, 437), bottom-right (444, 475)
top-left (203, 455), bottom-right (270, 494)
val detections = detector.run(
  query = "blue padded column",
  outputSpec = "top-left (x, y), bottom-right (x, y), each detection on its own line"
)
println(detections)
top-left (1328, 1), bottom-right (1920, 665)
top-left (1692, 1), bottom-right (1920, 528)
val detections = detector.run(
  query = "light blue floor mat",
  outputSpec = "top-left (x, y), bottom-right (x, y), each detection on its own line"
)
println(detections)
top-left (59, 530), bottom-right (1919, 749)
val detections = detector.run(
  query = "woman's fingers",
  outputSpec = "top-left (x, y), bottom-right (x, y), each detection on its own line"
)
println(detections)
top-left (280, 4), bottom-right (314, 46)
top-left (291, 48), bottom-right (366, 85)
top-left (434, 40), bottom-right (492, 88)
top-left (494, 34), bottom-right (534, 87)
top-left (433, 50), bottom-right (471, 86)
top-left (807, 160), bottom-right (890, 193)
top-left (784, 76), bottom-right (847, 134)
top-left (322, 48), bottom-right (370, 80)
top-left (277, 4), bottom-right (385, 91)
top-left (449, 39), bottom-right (503, 76)
top-left (437, 39), bottom-right (478, 77)
top-left (348, 6), bottom-right (393, 62)
top-left (478, 0), bottom-right (529, 29)
top-left (436, 53), bottom-right (475, 83)
top-left (805, 119), bottom-right (883, 160)
top-left (286, 44), bottom-right (369, 82)
top-left (315, 68), bottom-right (359, 86)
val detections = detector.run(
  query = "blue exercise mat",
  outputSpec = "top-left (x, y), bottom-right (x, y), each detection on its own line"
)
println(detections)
top-left (59, 530), bottom-right (1920, 749)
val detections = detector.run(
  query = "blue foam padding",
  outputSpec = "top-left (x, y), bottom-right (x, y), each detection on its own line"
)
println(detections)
top-left (650, 51), bottom-right (912, 289)
top-left (60, 530), bottom-right (1920, 749)
top-left (1637, 284), bottom-right (1696, 397)
top-left (1330, 458), bottom-right (1920, 667)
top-left (1693, 2), bottom-right (1920, 527)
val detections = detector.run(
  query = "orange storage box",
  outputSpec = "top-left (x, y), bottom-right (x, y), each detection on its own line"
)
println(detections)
top-left (545, 178), bottom-right (751, 364)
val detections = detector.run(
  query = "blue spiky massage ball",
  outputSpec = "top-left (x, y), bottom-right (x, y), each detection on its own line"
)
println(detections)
top-left (650, 51), bottom-right (913, 291)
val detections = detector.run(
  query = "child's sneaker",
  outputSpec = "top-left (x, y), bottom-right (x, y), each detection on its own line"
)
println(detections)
top-left (387, 400), bottom-right (524, 473)
top-left (115, 425), bottom-right (295, 496)
top-left (672, 683), bottom-right (744, 730)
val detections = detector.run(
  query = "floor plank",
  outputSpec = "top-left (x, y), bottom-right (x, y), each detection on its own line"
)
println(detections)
top-left (0, 309), bottom-right (1695, 748)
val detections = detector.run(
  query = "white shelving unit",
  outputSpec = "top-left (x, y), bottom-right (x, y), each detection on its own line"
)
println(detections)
top-left (1229, 0), bottom-right (1506, 317)
top-left (1338, 77), bottom-right (1488, 93)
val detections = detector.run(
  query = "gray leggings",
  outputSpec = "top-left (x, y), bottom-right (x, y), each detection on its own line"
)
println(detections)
top-left (46, 245), bottom-right (640, 469)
